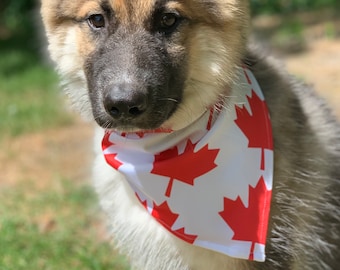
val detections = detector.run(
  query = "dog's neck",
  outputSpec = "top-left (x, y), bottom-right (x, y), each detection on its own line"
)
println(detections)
top-left (102, 67), bottom-right (274, 262)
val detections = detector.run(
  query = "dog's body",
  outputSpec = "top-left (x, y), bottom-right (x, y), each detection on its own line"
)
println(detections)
top-left (41, 0), bottom-right (340, 269)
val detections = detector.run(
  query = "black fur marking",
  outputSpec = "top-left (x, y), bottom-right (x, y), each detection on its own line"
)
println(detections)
top-left (85, 25), bottom-right (186, 130)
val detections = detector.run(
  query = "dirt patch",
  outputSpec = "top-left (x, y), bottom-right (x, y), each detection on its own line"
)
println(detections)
top-left (0, 118), bottom-right (94, 188)
top-left (285, 39), bottom-right (340, 118)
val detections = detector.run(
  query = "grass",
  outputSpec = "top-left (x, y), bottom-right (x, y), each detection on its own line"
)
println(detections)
top-left (0, 33), bottom-right (72, 138)
top-left (0, 179), bottom-right (130, 270)
top-left (0, 27), bottom-right (130, 269)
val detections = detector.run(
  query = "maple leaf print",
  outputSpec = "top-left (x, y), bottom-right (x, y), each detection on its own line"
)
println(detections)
top-left (219, 176), bottom-right (272, 260)
top-left (151, 201), bottom-right (198, 244)
top-left (102, 132), bottom-right (123, 170)
top-left (151, 140), bottom-right (219, 197)
top-left (234, 90), bottom-right (273, 170)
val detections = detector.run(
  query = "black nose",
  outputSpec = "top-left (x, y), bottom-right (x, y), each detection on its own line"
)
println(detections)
top-left (103, 84), bottom-right (147, 119)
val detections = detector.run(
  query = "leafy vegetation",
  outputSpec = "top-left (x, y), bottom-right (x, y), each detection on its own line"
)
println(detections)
top-left (1, 0), bottom-right (339, 32)
top-left (251, 0), bottom-right (339, 15)
top-left (0, 9), bottom-right (73, 137)
top-left (0, 0), bottom-right (36, 32)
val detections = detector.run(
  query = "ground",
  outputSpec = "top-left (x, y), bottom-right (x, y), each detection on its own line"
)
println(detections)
top-left (0, 117), bottom-right (94, 188)
top-left (285, 39), bottom-right (340, 116)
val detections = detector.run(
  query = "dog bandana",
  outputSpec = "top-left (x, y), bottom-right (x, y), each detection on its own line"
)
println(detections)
top-left (102, 68), bottom-right (273, 262)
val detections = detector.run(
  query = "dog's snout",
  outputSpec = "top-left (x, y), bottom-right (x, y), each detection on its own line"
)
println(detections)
top-left (104, 84), bottom-right (147, 119)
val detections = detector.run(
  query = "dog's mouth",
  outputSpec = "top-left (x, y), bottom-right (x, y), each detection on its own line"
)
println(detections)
top-left (92, 92), bottom-right (180, 132)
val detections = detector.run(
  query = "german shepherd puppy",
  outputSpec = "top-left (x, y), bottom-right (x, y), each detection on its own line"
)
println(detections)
top-left (41, 0), bottom-right (340, 269)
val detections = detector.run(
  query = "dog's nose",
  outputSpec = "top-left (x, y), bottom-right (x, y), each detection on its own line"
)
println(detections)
top-left (104, 85), bottom-right (147, 119)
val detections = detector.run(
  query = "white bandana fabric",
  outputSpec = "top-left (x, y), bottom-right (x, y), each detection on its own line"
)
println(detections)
top-left (102, 68), bottom-right (274, 262)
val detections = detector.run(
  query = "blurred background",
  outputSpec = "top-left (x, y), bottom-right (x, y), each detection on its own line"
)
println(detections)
top-left (0, 0), bottom-right (339, 269)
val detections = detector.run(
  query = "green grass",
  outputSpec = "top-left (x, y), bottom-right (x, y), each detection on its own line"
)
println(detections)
top-left (0, 34), bottom-right (72, 138)
top-left (0, 179), bottom-right (130, 270)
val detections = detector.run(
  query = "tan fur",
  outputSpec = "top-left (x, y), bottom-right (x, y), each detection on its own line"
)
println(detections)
top-left (41, 0), bottom-right (340, 269)
top-left (77, 1), bottom-right (102, 19)
top-left (109, 0), bottom-right (154, 25)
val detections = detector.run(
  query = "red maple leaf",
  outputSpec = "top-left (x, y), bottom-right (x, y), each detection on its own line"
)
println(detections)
top-left (151, 140), bottom-right (219, 197)
top-left (102, 132), bottom-right (123, 170)
top-left (151, 201), bottom-right (198, 244)
top-left (219, 176), bottom-right (272, 260)
top-left (234, 90), bottom-right (273, 170)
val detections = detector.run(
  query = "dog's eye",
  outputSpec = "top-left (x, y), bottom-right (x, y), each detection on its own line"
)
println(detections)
top-left (158, 13), bottom-right (181, 34)
top-left (88, 14), bottom-right (105, 29)
top-left (161, 13), bottom-right (177, 28)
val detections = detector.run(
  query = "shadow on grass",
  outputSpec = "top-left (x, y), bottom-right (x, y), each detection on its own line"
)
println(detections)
top-left (0, 16), bottom-right (44, 74)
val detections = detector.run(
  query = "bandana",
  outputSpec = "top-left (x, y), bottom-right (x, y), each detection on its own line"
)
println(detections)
top-left (102, 68), bottom-right (273, 262)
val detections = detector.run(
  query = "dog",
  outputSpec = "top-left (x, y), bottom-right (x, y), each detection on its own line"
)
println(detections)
top-left (41, 0), bottom-right (340, 269)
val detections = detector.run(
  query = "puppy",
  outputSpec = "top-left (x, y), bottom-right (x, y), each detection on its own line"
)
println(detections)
top-left (41, 0), bottom-right (340, 269)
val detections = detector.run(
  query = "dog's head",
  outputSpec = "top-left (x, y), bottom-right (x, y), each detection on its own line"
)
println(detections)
top-left (41, 0), bottom-right (249, 131)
